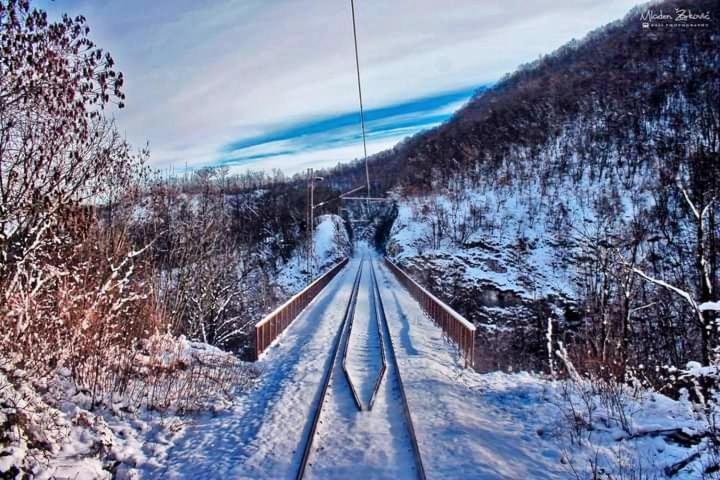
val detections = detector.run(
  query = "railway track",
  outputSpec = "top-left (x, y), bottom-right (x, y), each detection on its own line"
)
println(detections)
top-left (296, 257), bottom-right (426, 480)
top-left (342, 257), bottom-right (386, 412)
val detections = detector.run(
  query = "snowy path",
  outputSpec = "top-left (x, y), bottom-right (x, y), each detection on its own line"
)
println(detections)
top-left (303, 258), bottom-right (419, 479)
top-left (343, 259), bottom-right (384, 410)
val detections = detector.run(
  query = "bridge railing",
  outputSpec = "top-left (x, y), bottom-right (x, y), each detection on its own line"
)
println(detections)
top-left (384, 257), bottom-right (476, 368)
top-left (255, 258), bottom-right (349, 359)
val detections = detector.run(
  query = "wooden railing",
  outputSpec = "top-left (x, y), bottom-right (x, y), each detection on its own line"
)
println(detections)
top-left (384, 257), bottom-right (476, 368)
top-left (255, 258), bottom-right (349, 359)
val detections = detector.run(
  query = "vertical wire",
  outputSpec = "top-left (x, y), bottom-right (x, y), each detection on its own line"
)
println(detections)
top-left (350, 0), bottom-right (370, 201)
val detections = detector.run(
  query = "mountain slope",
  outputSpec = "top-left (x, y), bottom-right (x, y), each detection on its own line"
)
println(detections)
top-left (375, 0), bottom-right (718, 191)
top-left (338, 0), bottom-right (720, 376)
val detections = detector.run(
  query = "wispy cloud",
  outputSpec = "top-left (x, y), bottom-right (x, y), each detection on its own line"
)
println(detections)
top-left (37, 0), bottom-right (642, 173)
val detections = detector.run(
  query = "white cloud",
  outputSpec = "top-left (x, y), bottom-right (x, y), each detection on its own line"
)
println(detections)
top-left (40, 0), bottom-right (642, 172)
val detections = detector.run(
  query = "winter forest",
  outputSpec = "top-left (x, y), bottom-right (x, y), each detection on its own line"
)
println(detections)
top-left (1, 0), bottom-right (720, 478)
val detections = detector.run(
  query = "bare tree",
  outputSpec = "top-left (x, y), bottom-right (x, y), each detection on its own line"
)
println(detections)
top-left (0, 0), bottom-right (127, 297)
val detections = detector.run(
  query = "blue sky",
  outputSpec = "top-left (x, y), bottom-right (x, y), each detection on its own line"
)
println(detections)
top-left (219, 86), bottom-right (481, 167)
top-left (39, 0), bottom-right (642, 174)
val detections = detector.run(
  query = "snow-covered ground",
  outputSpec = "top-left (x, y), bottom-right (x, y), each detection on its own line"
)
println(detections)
top-left (6, 250), bottom-right (705, 479)
top-left (277, 214), bottom-right (352, 295)
top-left (124, 253), bottom-right (701, 479)
top-left (0, 336), bottom-right (255, 479)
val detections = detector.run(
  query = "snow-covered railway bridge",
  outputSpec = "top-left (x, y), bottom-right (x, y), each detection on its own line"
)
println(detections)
top-left (297, 256), bottom-right (425, 479)
top-left (152, 252), bottom-right (568, 479)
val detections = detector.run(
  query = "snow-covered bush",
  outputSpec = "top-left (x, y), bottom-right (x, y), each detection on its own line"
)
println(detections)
top-left (1, 213), bottom-right (158, 401)
top-left (0, 334), bottom-right (257, 477)
top-left (552, 341), bottom-right (720, 477)
top-left (106, 333), bottom-right (257, 413)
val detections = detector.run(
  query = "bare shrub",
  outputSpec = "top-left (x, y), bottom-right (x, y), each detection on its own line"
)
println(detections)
top-left (109, 334), bottom-right (258, 413)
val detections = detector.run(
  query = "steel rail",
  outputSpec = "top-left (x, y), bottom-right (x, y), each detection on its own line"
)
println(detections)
top-left (295, 258), bottom-right (364, 480)
top-left (341, 258), bottom-right (387, 412)
top-left (370, 261), bottom-right (427, 480)
top-left (297, 258), bottom-right (424, 479)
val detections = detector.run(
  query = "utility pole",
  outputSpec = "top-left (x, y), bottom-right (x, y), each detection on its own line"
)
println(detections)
top-left (310, 168), bottom-right (315, 280)
top-left (306, 169), bottom-right (324, 282)
top-left (306, 168), bottom-right (312, 281)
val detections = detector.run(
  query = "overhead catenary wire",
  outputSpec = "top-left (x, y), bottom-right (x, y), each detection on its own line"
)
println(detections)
top-left (304, 0), bottom-right (383, 243)
top-left (350, 0), bottom-right (371, 202)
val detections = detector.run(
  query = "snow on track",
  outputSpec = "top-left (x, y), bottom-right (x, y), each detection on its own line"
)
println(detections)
top-left (304, 258), bottom-right (419, 480)
top-left (148, 253), bottom-right (572, 480)
top-left (146, 259), bottom-right (359, 480)
top-left (344, 259), bottom-right (384, 410)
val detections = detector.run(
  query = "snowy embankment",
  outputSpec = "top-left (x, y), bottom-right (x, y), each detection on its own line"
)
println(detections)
top-left (384, 175), bottom-right (652, 371)
top-left (1, 336), bottom-right (256, 479)
top-left (386, 184), bottom-right (586, 305)
top-left (386, 165), bottom-right (651, 307)
top-left (277, 214), bottom-right (352, 295)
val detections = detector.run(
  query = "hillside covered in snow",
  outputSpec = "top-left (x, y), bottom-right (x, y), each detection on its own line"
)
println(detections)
top-left (359, 0), bottom-right (720, 378)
